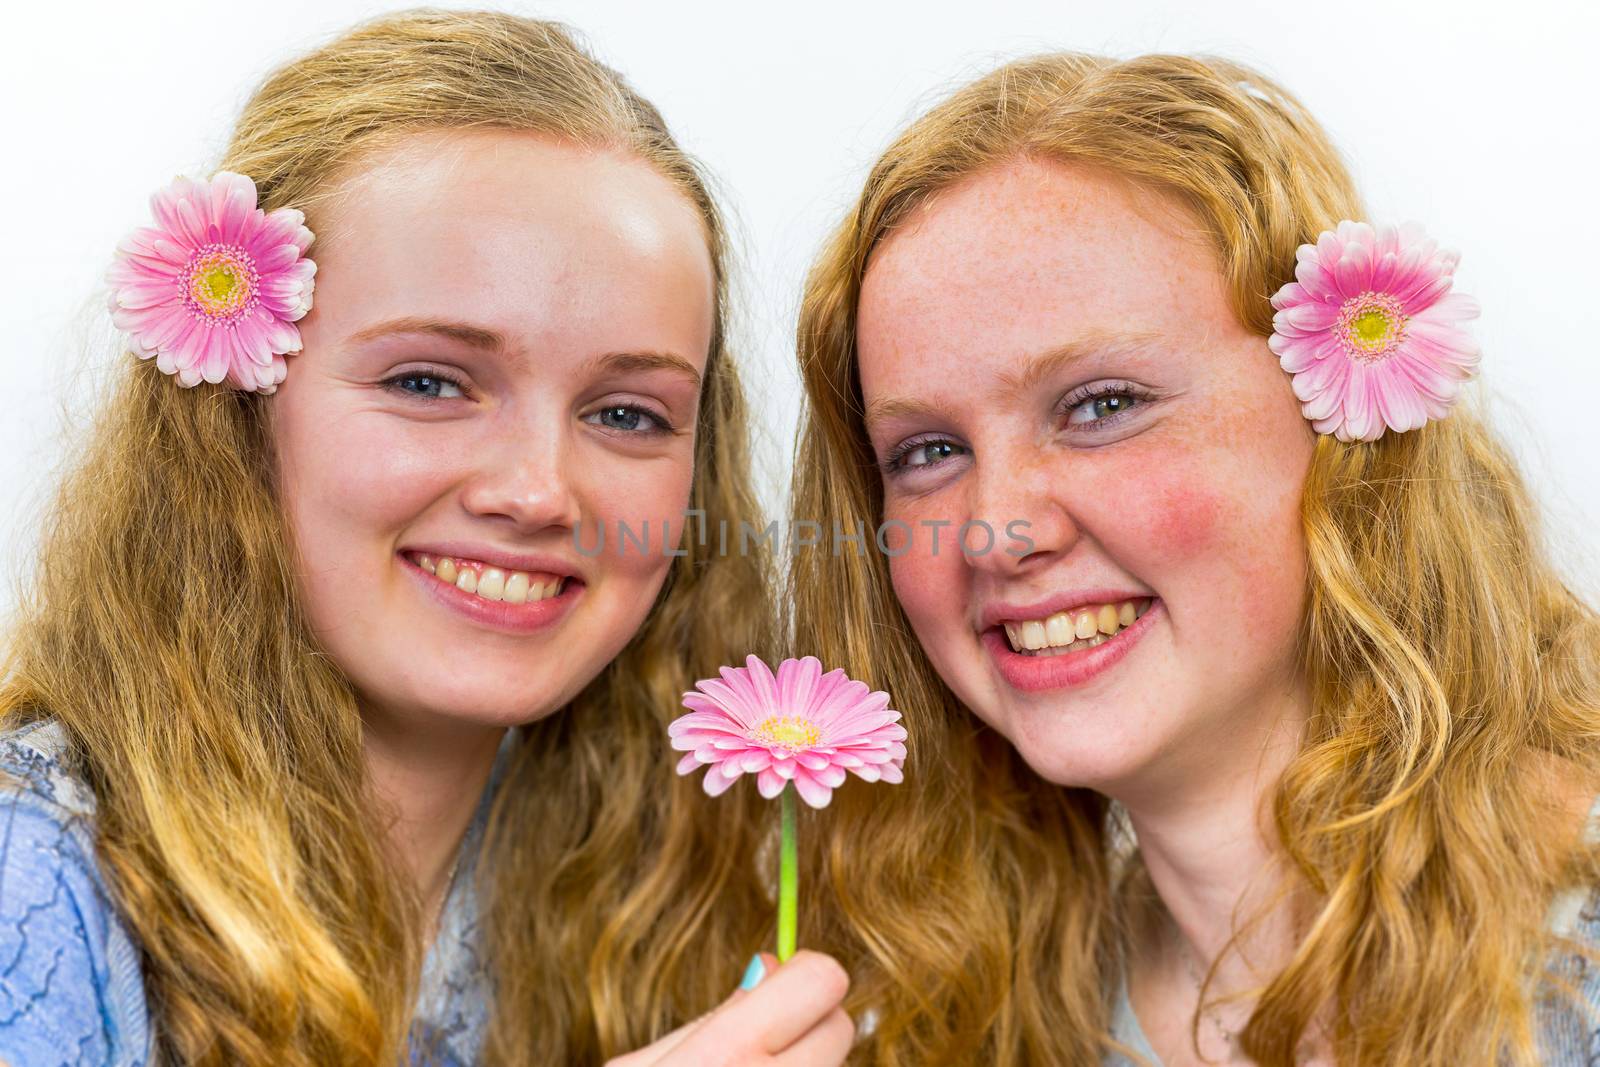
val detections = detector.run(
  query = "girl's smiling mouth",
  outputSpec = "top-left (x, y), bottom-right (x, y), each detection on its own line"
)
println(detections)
top-left (981, 597), bottom-right (1161, 692)
top-left (399, 549), bottom-right (585, 635)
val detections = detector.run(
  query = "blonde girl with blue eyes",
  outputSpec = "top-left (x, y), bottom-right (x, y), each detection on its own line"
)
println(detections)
top-left (788, 53), bottom-right (1600, 1066)
top-left (0, 11), bottom-right (853, 1066)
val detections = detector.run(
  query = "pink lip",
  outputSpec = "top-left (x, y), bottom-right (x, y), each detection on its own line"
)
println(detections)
top-left (401, 554), bottom-right (582, 635)
top-left (978, 588), bottom-right (1155, 630)
top-left (982, 598), bottom-right (1162, 692)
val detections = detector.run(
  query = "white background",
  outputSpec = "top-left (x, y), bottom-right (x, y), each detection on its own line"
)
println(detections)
top-left (3, 0), bottom-right (1596, 618)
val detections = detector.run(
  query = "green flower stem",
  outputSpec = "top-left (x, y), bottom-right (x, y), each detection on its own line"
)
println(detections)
top-left (778, 782), bottom-right (798, 962)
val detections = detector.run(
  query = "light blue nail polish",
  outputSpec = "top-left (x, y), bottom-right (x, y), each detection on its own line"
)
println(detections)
top-left (738, 954), bottom-right (765, 990)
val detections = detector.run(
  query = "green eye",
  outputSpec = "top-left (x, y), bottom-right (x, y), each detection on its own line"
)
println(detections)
top-left (1066, 388), bottom-right (1143, 426)
top-left (905, 441), bottom-right (959, 467)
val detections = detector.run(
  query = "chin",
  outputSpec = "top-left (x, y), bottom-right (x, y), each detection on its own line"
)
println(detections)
top-left (988, 702), bottom-right (1165, 793)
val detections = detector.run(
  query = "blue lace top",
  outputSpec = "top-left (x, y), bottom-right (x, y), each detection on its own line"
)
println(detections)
top-left (1106, 802), bottom-right (1600, 1064)
top-left (0, 718), bottom-right (515, 1067)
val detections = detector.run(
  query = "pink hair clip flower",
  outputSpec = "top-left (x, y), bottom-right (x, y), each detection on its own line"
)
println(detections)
top-left (670, 655), bottom-right (906, 960)
top-left (1268, 221), bottom-right (1480, 442)
top-left (107, 172), bottom-right (317, 395)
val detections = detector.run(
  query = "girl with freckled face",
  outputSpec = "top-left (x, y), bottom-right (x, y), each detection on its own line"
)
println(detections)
top-left (787, 54), bottom-right (1600, 1066)
top-left (0, 11), bottom-right (853, 1067)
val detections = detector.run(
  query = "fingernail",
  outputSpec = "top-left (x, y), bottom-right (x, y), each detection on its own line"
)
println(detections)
top-left (738, 954), bottom-right (765, 990)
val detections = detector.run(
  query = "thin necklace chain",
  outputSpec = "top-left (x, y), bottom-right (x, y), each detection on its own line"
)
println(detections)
top-left (1173, 928), bottom-right (1239, 1048)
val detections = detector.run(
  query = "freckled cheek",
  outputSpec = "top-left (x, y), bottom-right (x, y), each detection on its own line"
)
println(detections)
top-left (1125, 473), bottom-right (1308, 646)
top-left (1142, 484), bottom-right (1226, 561)
top-left (884, 502), bottom-right (970, 642)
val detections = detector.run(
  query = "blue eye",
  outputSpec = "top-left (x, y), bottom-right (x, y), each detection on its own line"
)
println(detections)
top-left (385, 372), bottom-right (464, 400)
top-left (585, 404), bottom-right (671, 435)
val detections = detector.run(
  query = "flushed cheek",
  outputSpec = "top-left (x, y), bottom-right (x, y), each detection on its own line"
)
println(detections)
top-left (1115, 466), bottom-right (1307, 651)
top-left (1144, 483), bottom-right (1226, 561)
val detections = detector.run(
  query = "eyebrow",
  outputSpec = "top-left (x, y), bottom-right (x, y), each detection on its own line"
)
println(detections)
top-left (345, 317), bottom-right (504, 350)
top-left (589, 350), bottom-right (703, 388)
top-left (862, 330), bottom-right (1165, 430)
top-left (344, 317), bottom-right (702, 386)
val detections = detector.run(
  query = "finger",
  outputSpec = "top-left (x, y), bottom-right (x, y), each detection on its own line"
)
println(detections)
top-left (775, 1007), bottom-right (855, 1065)
top-left (631, 1014), bottom-right (712, 1064)
top-left (617, 952), bottom-right (775, 1066)
top-left (739, 952), bottom-right (779, 990)
top-left (736, 950), bottom-right (851, 1053)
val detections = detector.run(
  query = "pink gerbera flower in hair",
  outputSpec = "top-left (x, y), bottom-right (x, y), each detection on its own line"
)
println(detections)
top-left (671, 654), bottom-right (906, 809)
top-left (1268, 221), bottom-right (1480, 442)
top-left (107, 172), bottom-right (317, 394)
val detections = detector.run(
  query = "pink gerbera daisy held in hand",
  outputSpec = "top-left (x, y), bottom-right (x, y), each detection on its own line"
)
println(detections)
top-left (107, 172), bottom-right (317, 394)
top-left (671, 654), bottom-right (906, 809)
top-left (1268, 220), bottom-right (1480, 442)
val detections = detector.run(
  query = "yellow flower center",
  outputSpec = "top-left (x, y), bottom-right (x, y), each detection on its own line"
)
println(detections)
top-left (1348, 308), bottom-right (1395, 349)
top-left (203, 266), bottom-right (239, 303)
top-left (183, 244), bottom-right (258, 323)
top-left (753, 716), bottom-right (821, 749)
top-left (1336, 291), bottom-right (1408, 364)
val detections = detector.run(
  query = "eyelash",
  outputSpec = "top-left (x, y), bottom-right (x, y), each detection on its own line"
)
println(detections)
top-left (881, 381), bottom-right (1151, 478)
top-left (381, 369), bottom-right (674, 435)
top-left (583, 404), bottom-right (675, 436)
top-left (382, 367), bottom-right (467, 400)
top-left (1062, 381), bottom-right (1150, 427)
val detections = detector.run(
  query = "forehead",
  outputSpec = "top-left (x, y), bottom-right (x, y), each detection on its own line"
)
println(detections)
top-left (309, 129), bottom-right (715, 361)
top-left (856, 158), bottom-right (1229, 374)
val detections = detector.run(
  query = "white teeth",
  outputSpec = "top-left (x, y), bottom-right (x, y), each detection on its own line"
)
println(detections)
top-left (413, 553), bottom-right (567, 607)
top-left (476, 568), bottom-right (506, 601)
top-left (1021, 620), bottom-right (1047, 650)
top-left (999, 598), bottom-right (1153, 655)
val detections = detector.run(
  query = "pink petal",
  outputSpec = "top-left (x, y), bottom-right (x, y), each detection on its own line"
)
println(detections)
top-left (791, 770), bottom-right (834, 809)
top-left (174, 193), bottom-right (211, 249)
top-left (757, 768), bottom-right (787, 798)
top-left (1333, 247), bottom-right (1370, 299)
top-left (256, 244), bottom-right (300, 274)
top-left (743, 654), bottom-right (781, 712)
top-left (776, 656), bottom-right (822, 717)
top-left (812, 764), bottom-right (847, 789)
top-left (1274, 301), bottom-right (1341, 336)
top-left (1293, 257), bottom-right (1340, 303)
top-left (211, 172), bottom-right (257, 244)
top-left (676, 752), bottom-right (701, 775)
top-left (114, 281), bottom-right (179, 310)
top-left (703, 763), bottom-right (741, 797)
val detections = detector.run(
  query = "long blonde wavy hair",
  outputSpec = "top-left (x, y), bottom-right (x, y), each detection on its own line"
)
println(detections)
top-left (790, 53), bottom-right (1600, 1065)
top-left (0, 11), bottom-right (780, 1065)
